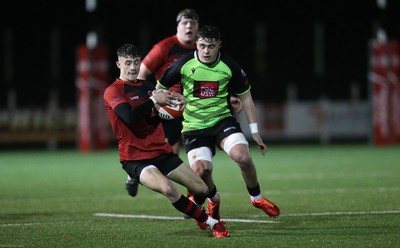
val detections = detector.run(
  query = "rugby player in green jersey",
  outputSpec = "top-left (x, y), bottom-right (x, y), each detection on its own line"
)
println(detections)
top-left (157, 26), bottom-right (280, 229)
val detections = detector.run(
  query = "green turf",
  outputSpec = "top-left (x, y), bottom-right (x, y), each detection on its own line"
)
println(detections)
top-left (0, 144), bottom-right (399, 247)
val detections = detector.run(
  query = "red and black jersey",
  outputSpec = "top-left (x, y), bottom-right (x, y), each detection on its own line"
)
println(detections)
top-left (103, 78), bottom-right (172, 162)
top-left (141, 35), bottom-right (196, 93)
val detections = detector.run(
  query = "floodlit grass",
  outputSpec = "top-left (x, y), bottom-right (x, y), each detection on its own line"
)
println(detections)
top-left (0, 144), bottom-right (399, 247)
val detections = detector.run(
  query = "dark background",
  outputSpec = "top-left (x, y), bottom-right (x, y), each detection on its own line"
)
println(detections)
top-left (1, 0), bottom-right (399, 108)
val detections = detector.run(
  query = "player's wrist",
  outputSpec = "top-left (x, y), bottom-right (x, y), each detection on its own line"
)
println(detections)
top-left (149, 96), bottom-right (157, 104)
top-left (249, 123), bottom-right (258, 134)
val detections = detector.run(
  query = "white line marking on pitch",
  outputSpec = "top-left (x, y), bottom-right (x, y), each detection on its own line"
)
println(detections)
top-left (286, 210), bottom-right (400, 217)
top-left (0, 221), bottom-right (89, 227)
top-left (2, 210), bottom-right (398, 227)
top-left (94, 209), bottom-right (400, 222)
top-left (94, 213), bottom-right (279, 223)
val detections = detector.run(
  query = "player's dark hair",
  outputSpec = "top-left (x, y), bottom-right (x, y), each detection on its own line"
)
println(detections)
top-left (117, 43), bottom-right (141, 58)
top-left (195, 25), bottom-right (221, 43)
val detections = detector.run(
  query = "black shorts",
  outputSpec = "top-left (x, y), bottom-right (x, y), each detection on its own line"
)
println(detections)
top-left (181, 116), bottom-right (242, 156)
top-left (122, 153), bottom-right (183, 184)
top-left (162, 117), bottom-right (183, 145)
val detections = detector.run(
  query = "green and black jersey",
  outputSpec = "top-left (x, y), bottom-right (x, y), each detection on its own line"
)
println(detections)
top-left (158, 51), bottom-right (251, 132)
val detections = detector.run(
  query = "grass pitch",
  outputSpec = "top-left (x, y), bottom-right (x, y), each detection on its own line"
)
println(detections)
top-left (0, 144), bottom-right (399, 247)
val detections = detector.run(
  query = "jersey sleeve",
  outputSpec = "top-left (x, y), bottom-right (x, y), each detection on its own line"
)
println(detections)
top-left (103, 85), bottom-right (127, 110)
top-left (224, 55), bottom-right (251, 95)
top-left (231, 67), bottom-right (251, 95)
top-left (157, 59), bottom-right (184, 89)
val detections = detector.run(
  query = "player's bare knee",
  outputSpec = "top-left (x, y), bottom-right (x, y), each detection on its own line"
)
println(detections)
top-left (197, 167), bottom-right (212, 179)
top-left (231, 148), bottom-right (251, 164)
top-left (161, 183), bottom-right (177, 199)
top-left (189, 179), bottom-right (208, 197)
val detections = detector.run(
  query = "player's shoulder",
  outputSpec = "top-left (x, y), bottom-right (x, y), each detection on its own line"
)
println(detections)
top-left (104, 79), bottom-right (121, 98)
top-left (172, 51), bottom-right (195, 68)
top-left (181, 51), bottom-right (195, 61)
top-left (220, 52), bottom-right (238, 65)
top-left (105, 78), bottom-right (122, 89)
top-left (220, 52), bottom-right (243, 70)
top-left (155, 35), bottom-right (178, 49)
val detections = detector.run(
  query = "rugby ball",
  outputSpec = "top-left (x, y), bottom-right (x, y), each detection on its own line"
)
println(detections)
top-left (155, 100), bottom-right (185, 120)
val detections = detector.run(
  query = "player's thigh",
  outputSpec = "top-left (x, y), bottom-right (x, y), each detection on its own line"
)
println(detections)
top-left (140, 167), bottom-right (174, 193)
top-left (168, 163), bottom-right (208, 195)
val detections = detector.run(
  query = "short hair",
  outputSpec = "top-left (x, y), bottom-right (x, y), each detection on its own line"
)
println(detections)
top-left (117, 43), bottom-right (141, 58)
top-left (176, 8), bottom-right (199, 24)
top-left (196, 25), bottom-right (221, 42)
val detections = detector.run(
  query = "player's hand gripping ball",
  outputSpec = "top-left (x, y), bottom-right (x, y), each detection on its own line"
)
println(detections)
top-left (156, 100), bottom-right (185, 120)
top-left (153, 89), bottom-right (185, 120)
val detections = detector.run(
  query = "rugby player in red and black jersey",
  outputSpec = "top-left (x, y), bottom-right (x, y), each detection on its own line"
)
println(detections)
top-left (103, 43), bottom-right (229, 238)
top-left (123, 9), bottom-right (201, 198)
